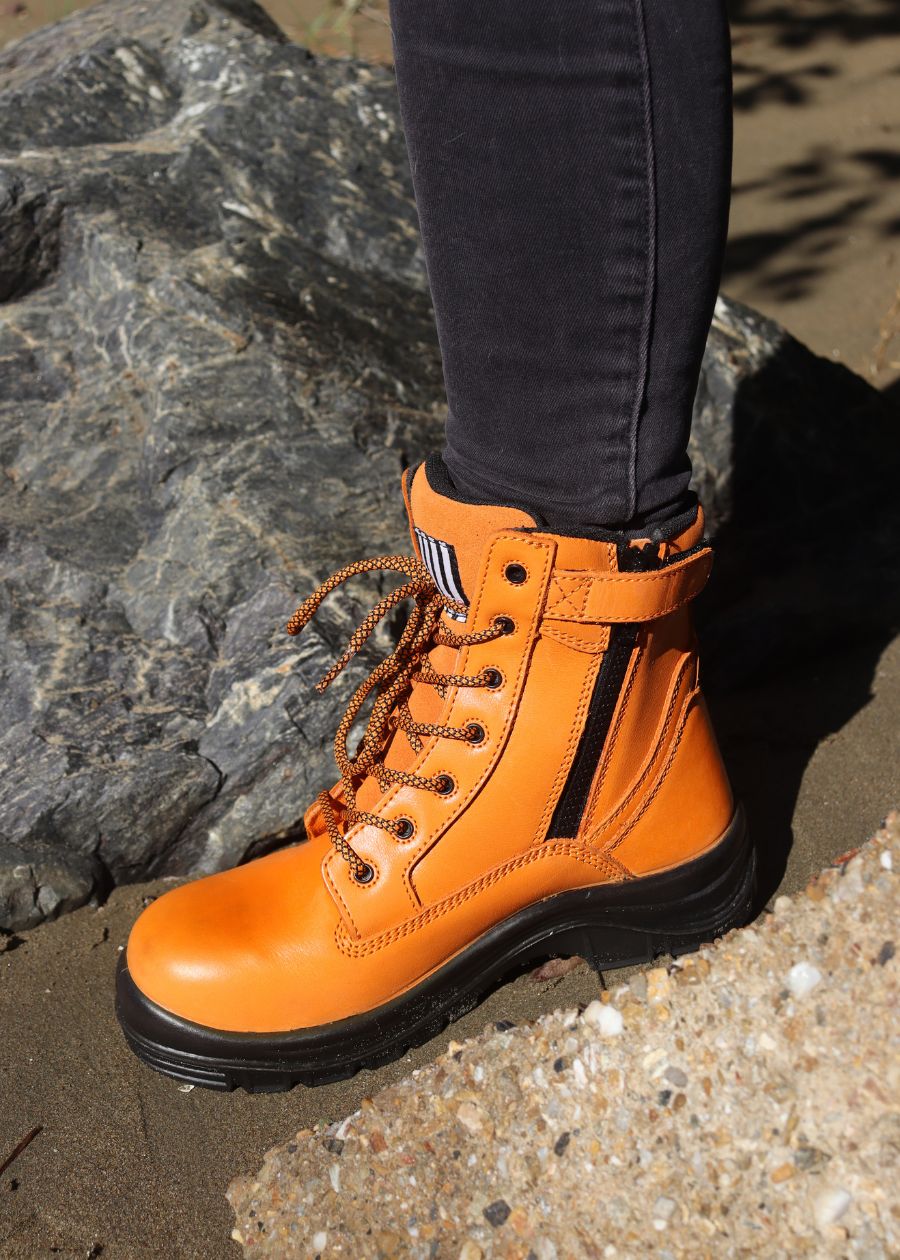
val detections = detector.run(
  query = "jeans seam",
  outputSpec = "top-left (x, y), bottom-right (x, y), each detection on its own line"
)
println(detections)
top-left (628, 0), bottom-right (658, 523)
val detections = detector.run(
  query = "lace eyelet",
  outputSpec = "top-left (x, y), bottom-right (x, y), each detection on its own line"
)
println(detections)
top-left (466, 722), bottom-right (486, 745)
top-left (494, 615), bottom-right (515, 635)
top-left (504, 562), bottom-right (527, 584)
top-left (434, 774), bottom-right (456, 796)
top-left (395, 817), bottom-right (415, 840)
top-left (482, 668), bottom-right (503, 689)
top-left (352, 862), bottom-right (375, 885)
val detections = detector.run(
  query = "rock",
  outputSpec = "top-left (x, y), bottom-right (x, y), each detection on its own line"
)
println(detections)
top-left (651, 1195), bottom-right (676, 1229)
top-left (645, 967), bottom-right (672, 1005)
top-left (793, 1145), bottom-right (830, 1172)
top-left (455, 1102), bottom-right (489, 1135)
top-left (812, 1188), bottom-right (852, 1230)
top-left (583, 999), bottom-right (624, 1037)
top-left (529, 955), bottom-right (585, 982)
top-left (786, 961), bottom-right (823, 998)
top-left (482, 1200), bottom-right (511, 1228)
top-left (1, 0), bottom-right (898, 927)
top-left (0, 0), bottom-right (440, 928)
top-left (0, 839), bottom-right (98, 926)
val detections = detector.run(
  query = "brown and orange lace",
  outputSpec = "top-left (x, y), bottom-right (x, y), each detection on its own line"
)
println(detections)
top-left (286, 555), bottom-right (506, 882)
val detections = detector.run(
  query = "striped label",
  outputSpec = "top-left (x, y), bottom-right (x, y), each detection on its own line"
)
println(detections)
top-left (414, 526), bottom-right (468, 619)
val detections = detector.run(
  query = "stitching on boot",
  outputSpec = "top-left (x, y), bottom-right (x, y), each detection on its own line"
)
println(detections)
top-left (581, 644), bottom-right (642, 830)
top-left (584, 659), bottom-right (694, 848)
top-left (545, 625), bottom-right (638, 839)
top-left (323, 851), bottom-right (362, 937)
top-left (586, 650), bottom-right (688, 839)
top-left (603, 686), bottom-right (699, 855)
top-left (335, 841), bottom-right (625, 957)
top-left (601, 850), bottom-right (633, 879)
top-left (398, 535), bottom-right (556, 891)
top-left (545, 574), bottom-right (592, 619)
top-left (540, 625), bottom-right (611, 653)
top-left (532, 657), bottom-right (602, 844)
top-left (333, 533), bottom-right (556, 908)
top-left (544, 549), bottom-right (712, 623)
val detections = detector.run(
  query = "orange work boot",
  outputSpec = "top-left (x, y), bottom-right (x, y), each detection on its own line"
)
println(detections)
top-left (117, 457), bottom-right (754, 1090)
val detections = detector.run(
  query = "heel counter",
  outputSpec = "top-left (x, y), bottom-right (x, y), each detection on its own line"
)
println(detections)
top-left (611, 689), bottom-right (735, 876)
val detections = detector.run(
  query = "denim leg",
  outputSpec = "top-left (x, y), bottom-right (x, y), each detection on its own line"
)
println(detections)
top-left (390, 0), bottom-right (732, 530)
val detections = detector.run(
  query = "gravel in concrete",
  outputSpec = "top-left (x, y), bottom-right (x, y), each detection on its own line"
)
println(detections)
top-left (229, 814), bottom-right (900, 1259)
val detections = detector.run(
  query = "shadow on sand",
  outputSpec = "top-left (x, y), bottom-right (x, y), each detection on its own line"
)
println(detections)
top-left (698, 319), bottom-right (900, 905)
top-left (724, 0), bottom-right (900, 305)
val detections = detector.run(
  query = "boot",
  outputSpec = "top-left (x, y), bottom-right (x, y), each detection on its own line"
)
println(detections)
top-left (117, 456), bottom-right (754, 1090)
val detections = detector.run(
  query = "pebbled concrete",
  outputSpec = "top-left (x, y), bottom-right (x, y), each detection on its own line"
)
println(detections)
top-left (228, 814), bottom-right (900, 1259)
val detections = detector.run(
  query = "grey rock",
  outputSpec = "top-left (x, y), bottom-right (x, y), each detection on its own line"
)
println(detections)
top-left (0, 0), bottom-right (897, 928)
top-left (0, 839), bottom-right (97, 927)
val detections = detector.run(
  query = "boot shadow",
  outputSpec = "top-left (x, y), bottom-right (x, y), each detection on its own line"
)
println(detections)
top-left (696, 318), bottom-right (900, 906)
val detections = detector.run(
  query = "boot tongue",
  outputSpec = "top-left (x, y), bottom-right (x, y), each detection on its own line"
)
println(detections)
top-left (404, 457), bottom-right (537, 621)
top-left (352, 460), bottom-right (535, 813)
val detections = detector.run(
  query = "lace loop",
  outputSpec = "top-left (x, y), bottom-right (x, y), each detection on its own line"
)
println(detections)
top-left (286, 555), bottom-right (502, 877)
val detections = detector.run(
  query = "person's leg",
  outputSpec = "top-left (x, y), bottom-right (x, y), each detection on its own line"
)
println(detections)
top-left (118, 4), bottom-right (751, 1091)
top-left (390, 0), bottom-right (732, 531)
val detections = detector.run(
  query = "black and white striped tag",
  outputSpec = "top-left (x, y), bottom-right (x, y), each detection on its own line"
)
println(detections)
top-left (414, 526), bottom-right (468, 620)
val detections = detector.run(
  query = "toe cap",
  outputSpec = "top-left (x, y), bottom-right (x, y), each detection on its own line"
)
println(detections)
top-left (126, 838), bottom-right (343, 1032)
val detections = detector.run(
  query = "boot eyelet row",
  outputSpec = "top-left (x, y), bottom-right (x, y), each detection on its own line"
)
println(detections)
top-left (395, 817), bottom-right (415, 840)
top-left (466, 722), bottom-right (486, 745)
top-left (352, 862), bottom-right (375, 885)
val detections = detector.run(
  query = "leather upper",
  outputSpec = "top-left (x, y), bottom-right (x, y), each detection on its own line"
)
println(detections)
top-left (126, 462), bottom-right (734, 1032)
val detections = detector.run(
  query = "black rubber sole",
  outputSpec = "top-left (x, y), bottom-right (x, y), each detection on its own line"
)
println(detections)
top-left (116, 806), bottom-right (754, 1092)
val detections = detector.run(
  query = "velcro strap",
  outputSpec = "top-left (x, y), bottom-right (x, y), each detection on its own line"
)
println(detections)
top-left (543, 546), bottom-right (713, 624)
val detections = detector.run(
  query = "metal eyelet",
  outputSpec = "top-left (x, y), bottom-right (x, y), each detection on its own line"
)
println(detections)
top-left (352, 862), bottom-right (375, 885)
top-left (395, 817), bottom-right (415, 840)
top-left (434, 774), bottom-right (455, 796)
top-left (466, 722), bottom-right (486, 745)
top-left (494, 615), bottom-right (515, 635)
top-left (504, 562), bottom-right (527, 585)
top-left (482, 668), bottom-right (503, 689)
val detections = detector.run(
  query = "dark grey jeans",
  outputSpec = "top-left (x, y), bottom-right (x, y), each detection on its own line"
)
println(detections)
top-left (389, 0), bottom-right (732, 531)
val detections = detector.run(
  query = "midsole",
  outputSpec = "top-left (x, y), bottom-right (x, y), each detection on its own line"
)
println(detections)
top-left (116, 807), bottom-right (752, 1070)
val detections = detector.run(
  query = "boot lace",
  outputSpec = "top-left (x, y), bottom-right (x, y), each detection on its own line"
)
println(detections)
top-left (286, 555), bottom-right (505, 881)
